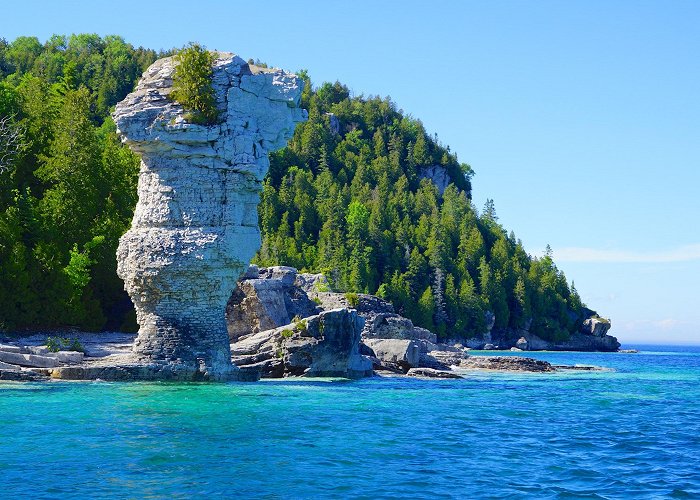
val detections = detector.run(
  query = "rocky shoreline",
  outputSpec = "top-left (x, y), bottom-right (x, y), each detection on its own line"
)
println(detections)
top-left (0, 265), bottom-right (620, 382)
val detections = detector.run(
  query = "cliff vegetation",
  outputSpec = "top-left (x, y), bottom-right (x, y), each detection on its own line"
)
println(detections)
top-left (0, 35), bottom-right (589, 343)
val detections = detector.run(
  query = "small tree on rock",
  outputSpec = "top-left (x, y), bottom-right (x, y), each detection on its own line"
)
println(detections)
top-left (170, 43), bottom-right (218, 125)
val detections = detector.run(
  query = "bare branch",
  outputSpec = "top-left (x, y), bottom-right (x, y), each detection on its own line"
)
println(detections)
top-left (0, 114), bottom-right (26, 173)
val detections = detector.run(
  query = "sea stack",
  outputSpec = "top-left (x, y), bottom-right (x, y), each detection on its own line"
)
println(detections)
top-left (112, 53), bottom-right (306, 380)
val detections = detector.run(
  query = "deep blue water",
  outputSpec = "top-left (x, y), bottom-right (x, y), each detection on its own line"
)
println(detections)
top-left (2, 345), bottom-right (699, 499)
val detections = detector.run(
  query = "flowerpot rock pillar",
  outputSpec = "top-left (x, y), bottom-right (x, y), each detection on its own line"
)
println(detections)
top-left (113, 53), bottom-right (306, 380)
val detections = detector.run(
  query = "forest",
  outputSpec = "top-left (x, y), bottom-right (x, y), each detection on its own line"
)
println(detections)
top-left (0, 34), bottom-right (586, 342)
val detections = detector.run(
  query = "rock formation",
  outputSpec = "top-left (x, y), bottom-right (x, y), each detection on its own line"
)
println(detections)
top-left (226, 266), bottom-right (320, 342)
top-left (111, 53), bottom-right (305, 380)
top-left (418, 165), bottom-right (451, 194)
top-left (227, 266), bottom-right (468, 375)
top-left (230, 309), bottom-right (373, 379)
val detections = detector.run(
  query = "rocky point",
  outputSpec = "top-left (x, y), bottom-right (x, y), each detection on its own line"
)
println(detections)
top-left (53, 53), bottom-right (305, 381)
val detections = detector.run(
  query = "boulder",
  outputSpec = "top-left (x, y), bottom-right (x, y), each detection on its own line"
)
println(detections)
top-left (516, 337), bottom-right (529, 351)
top-left (241, 264), bottom-right (260, 280)
top-left (362, 314), bottom-right (438, 344)
top-left (231, 308), bottom-right (373, 379)
top-left (295, 272), bottom-right (330, 295)
top-left (362, 338), bottom-right (421, 370)
top-left (112, 53), bottom-right (305, 380)
top-left (581, 317), bottom-right (612, 337)
top-left (226, 270), bottom-right (320, 341)
top-left (227, 279), bottom-right (291, 341)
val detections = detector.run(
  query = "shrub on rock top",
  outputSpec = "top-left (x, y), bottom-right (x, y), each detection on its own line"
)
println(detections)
top-left (170, 42), bottom-right (219, 125)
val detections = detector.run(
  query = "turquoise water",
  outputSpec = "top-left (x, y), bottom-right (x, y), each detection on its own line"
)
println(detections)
top-left (2, 346), bottom-right (699, 499)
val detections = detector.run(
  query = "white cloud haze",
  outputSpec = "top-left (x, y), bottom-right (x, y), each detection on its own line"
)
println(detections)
top-left (550, 243), bottom-right (700, 263)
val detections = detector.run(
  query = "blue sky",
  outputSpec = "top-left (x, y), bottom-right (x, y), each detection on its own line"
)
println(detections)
top-left (4, 0), bottom-right (699, 344)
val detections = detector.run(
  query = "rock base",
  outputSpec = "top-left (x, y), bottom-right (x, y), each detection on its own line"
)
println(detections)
top-left (459, 356), bottom-right (556, 372)
top-left (49, 360), bottom-right (258, 382)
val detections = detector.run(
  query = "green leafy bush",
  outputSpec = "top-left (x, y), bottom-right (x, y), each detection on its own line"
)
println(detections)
top-left (294, 319), bottom-right (307, 334)
top-left (345, 292), bottom-right (359, 308)
top-left (170, 43), bottom-right (218, 125)
top-left (45, 336), bottom-right (85, 353)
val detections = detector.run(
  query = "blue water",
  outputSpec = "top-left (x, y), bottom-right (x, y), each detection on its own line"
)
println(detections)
top-left (2, 345), bottom-right (699, 499)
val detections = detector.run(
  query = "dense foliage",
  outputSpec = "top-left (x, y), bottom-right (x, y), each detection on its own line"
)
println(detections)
top-left (0, 35), bottom-right (586, 342)
top-left (170, 42), bottom-right (218, 125)
top-left (255, 77), bottom-right (586, 341)
top-left (0, 34), bottom-right (164, 331)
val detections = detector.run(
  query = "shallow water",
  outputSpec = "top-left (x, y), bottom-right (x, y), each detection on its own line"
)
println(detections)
top-left (2, 345), bottom-right (699, 499)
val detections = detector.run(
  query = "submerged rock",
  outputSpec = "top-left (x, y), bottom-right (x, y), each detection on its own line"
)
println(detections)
top-left (407, 367), bottom-right (464, 379)
top-left (459, 356), bottom-right (556, 372)
top-left (112, 53), bottom-right (305, 380)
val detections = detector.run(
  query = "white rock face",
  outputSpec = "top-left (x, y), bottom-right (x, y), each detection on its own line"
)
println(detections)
top-left (418, 165), bottom-right (450, 194)
top-left (113, 53), bottom-right (306, 380)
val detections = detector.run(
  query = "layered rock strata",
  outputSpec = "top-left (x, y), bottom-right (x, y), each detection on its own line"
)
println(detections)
top-left (111, 53), bottom-right (305, 380)
top-left (230, 309), bottom-right (373, 379)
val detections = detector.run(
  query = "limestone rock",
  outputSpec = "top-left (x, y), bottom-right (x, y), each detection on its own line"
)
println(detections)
top-left (418, 165), bottom-right (450, 195)
top-left (112, 53), bottom-right (305, 380)
top-left (362, 338), bottom-right (421, 370)
top-left (50, 351), bottom-right (85, 364)
top-left (295, 272), bottom-right (330, 295)
top-left (0, 369), bottom-right (49, 381)
top-left (407, 367), bottom-right (464, 379)
top-left (0, 351), bottom-right (61, 368)
top-left (581, 317), bottom-right (612, 337)
top-left (325, 112), bottom-right (340, 136)
top-left (231, 308), bottom-right (373, 379)
top-left (419, 349), bottom-right (466, 370)
top-left (459, 356), bottom-right (555, 372)
top-left (226, 267), bottom-right (320, 341)
top-left (484, 311), bottom-right (496, 332)
top-left (516, 337), bottom-right (529, 351)
top-left (552, 333), bottom-right (620, 352)
top-left (0, 360), bottom-right (20, 371)
top-left (0, 344), bottom-right (22, 354)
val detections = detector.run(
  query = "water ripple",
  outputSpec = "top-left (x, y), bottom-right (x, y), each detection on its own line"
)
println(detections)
top-left (1, 348), bottom-right (699, 498)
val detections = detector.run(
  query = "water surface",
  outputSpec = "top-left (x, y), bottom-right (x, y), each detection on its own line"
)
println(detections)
top-left (2, 345), bottom-right (699, 498)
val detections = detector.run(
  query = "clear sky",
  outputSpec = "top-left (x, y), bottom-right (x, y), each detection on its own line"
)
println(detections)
top-left (4, 0), bottom-right (699, 344)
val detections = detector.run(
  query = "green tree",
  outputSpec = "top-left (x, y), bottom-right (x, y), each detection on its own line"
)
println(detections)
top-left (170, 43), bottom-right (218, 124)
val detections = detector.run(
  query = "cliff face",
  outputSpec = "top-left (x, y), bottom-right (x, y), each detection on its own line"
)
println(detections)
top-left (112, 53), bottom-right (306, 380)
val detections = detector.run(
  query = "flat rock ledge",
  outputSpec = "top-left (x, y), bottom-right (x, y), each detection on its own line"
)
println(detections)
top-left (459, 356), bottom-right (557, 372)
top-left (49, 359), bottom-right (259, 382)
top-left (406, 367), bottom-right (464, 379)
top-left (0, 369), bottom-right (50, 381)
